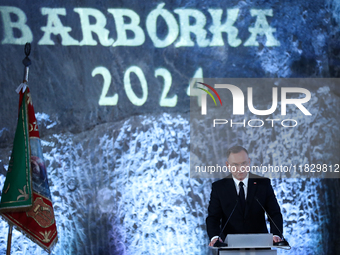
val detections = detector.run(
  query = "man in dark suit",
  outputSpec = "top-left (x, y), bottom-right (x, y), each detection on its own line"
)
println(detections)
top-left (206, 145), bottom-right (283, 246)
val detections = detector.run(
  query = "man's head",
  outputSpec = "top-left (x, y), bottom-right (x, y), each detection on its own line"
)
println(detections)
top-left (226, 146), bottom-right (251, 181)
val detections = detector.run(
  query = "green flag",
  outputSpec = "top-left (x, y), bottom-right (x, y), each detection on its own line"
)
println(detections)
top-left (0, 92), bottom-right (33, 211)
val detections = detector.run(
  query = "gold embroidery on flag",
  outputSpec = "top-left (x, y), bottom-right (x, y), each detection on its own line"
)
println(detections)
top-left (39, 231), bottom-right (51, 243)
top-left (4, 183), bottom-right (10, 194)
top-left (26, 197), bottom-right (55, 228)
top-left (27, 92), bottom-right (32, 105)
top-left (17, 185), bottom-right (29, 201)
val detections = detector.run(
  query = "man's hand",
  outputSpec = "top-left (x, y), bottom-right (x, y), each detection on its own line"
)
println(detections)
top-left (273, 235), bottom-right (282, 243)
top-left (209, 237), bottom-right (222, 247)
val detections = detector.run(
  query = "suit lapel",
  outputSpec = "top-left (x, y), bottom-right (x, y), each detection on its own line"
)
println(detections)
top-left (222, 175), bottom-right (258, 217)
top-left (245, 175), bottom-right (258, 218)
top-left (224, 176), bottom-right (245, 215)
top-left (222, 177), bottom-right (238, 204)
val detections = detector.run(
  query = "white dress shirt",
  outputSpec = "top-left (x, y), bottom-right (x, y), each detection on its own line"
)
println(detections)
top-left (232, 174), bottom-right (249, 199)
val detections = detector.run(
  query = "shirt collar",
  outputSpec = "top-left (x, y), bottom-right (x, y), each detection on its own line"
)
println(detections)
top-left (232, 173), bottom-right (249, 188)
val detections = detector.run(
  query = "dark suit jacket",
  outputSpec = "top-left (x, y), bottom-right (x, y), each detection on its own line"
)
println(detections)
top-left (206, 173), bottom-right (283, 241)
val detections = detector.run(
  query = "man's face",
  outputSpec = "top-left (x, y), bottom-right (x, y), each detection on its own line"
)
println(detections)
top-left (226, 150), bottom-right (251, 181)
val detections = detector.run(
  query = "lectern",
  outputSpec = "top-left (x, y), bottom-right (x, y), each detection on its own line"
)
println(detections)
top-left (211, 234), bottom-right (282, 255)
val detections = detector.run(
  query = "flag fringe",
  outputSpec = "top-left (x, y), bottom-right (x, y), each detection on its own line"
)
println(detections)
top-left (0, 214), bottom-right (58, 253)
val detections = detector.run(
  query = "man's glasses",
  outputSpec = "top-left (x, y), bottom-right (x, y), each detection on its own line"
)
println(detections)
top-left (228, 160), bottom-right (250, 168)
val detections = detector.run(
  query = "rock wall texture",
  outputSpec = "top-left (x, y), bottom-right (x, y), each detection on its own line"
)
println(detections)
top-left (0, 0), bottom-right (339, 254)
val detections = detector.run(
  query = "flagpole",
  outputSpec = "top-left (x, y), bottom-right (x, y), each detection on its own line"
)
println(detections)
top-left (6, 225), bottom-right (13, 255)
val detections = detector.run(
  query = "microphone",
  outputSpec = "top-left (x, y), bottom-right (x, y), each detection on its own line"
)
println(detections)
top-left (255, 197), bottom-right (290, 247)
top-left (213, 199), bottom-right (239, 247)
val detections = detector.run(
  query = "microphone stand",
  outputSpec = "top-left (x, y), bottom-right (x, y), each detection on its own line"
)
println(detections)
top-left (213, 199), bottom-right (239, 247)
top-left (255, 197), bottom-right (290, 248)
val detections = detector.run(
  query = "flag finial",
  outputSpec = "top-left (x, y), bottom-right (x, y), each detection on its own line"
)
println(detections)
top-left (22, 43), bottom-right (31, 67)
top-left (17, 43), bottom-right (31, 93)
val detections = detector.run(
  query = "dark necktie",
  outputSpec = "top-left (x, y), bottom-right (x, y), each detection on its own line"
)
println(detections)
top-left (239, 182), bottom-right (245, 213)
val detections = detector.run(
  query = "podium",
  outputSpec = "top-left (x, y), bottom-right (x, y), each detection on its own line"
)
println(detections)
top-left (211, 234), bottom-right (280, 255)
